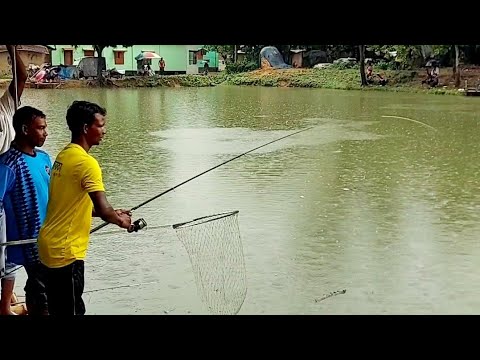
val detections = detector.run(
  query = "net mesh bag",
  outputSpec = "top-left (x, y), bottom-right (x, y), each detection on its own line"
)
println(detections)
top-left (173, 210), bottom-right (247, 315)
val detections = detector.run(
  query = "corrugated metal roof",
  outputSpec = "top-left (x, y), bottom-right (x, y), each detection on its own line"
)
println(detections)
top-left (0, 45), bottom-right (49, 54)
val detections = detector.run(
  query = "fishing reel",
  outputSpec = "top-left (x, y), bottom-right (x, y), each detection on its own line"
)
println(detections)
top-left (128, 218), bottom-right (147, 233)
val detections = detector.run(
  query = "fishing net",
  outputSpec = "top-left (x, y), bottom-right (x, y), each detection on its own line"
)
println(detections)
top-left (173, 210), bottom-right (247, 315)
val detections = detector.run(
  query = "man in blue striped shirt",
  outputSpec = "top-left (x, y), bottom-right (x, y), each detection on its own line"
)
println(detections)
top-left (0, 106), bottom-right (50, 315)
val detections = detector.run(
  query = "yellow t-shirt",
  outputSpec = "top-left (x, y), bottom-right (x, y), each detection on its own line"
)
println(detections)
top-left (38, 143), bottom-right (105, 268)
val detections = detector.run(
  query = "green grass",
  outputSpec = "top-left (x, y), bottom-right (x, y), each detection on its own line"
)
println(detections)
top-left (222, 68), bottom-right (464, 96)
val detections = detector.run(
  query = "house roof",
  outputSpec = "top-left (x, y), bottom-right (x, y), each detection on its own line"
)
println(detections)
top-left (0, 45), bottom-right (50, 54)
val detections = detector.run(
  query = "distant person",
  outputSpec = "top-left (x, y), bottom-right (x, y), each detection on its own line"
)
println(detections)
top-left (203, 61), bottom-right (209, 75)
top-left (159, 57), bottom-right (165, 75)
top-left (146, 64), bottom-right (154, 77)
top-left (365, 60), bottom-right (387, 86)
top-left (422, 60), bottom-right (439, 88)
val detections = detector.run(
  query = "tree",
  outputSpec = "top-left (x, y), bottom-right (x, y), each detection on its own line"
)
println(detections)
top-left (359, 45), bottom-right (367, 86)
top-left (431, 45), bottom-right (462, 87)
top-left (204, 45), bottom-right (236, 63)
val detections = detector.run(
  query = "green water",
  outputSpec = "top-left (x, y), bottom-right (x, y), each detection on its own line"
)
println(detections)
top-left (13, 85), bottom-right (480, 314)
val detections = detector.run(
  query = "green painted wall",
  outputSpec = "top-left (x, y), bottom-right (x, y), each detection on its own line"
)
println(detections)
top-left (51, 45), bottom-right (193, 73)
top-left (201, 51), bottom-right (219, 68)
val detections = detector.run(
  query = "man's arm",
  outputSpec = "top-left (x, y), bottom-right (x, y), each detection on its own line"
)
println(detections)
top-left (92, 208), bottom-right (130, 217)
top-left (89, 191), bottom-right (132, 229)
top-left (0, 165), bottom-right (15, 204)
top-left (6, 45), bottom-right (27, 105)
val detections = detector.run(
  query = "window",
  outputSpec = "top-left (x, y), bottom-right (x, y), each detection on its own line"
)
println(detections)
top-left (83, 50), bottom-right (94, 57)
top-left (189, 50), bottom-right (197, 65)
top-left (114, 51), bottom-right (125, 65)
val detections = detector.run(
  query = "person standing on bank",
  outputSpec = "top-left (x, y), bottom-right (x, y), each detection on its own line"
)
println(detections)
top-left (159, 57), bottom-right (165, 75)
top-left (38, 100), bottom-right (133, 315)
top-left (0, 106), bottom-right (50, 316)
top-left (0, 45), bottom-right (28, 315)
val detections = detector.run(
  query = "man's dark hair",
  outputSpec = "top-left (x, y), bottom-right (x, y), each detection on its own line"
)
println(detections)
top-left (66, 100), bottom-right (107, 138)
top-left (13, 106), bottom-right (46, 134)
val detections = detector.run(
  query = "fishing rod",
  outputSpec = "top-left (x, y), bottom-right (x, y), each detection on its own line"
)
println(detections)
top-left (0, 126), bottom-right (313, 250)
top-left (1, 127), bottom-right (313, 279)
top-left (12, 45), bottom-right (18, 111)
top-left (90, 126), bottom-right (313, 233)
top-left (1, 127), bottom-right (313, 277)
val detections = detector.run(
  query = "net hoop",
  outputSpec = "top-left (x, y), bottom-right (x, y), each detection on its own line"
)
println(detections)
top-left (172, 210), bottom-right (239, 230)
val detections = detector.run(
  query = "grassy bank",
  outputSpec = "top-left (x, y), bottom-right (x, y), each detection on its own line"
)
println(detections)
top-left (0, 74), bottom-right (227, 89)
top-left (224, 68), bottom-right (466, 95)
top-left (103, 74), bottom-right (227, 88)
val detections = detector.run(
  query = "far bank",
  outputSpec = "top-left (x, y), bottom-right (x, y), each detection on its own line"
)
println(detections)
top-left (2, 67), bottom-right (479, 96)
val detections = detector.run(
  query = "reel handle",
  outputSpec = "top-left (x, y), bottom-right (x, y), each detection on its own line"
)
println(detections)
top-left (128, 218), bottom-right (147, 233)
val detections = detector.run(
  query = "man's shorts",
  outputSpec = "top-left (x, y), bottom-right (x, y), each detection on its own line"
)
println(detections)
top-left (4, 261), bottom-right (20, 280)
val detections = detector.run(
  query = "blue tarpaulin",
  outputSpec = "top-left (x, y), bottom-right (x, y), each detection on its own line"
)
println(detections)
top-left (58, 66), bottom-right (78, 80)
top-left (260, 46), bottom-right (291, 69)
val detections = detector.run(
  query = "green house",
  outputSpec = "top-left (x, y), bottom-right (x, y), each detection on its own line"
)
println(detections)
top-left (50, 45), bottom-right (220, 75)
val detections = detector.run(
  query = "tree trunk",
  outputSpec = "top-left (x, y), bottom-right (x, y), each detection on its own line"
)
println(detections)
top-left (452, 49), bottom-right (456, 77)
top-left (95, 45), bottom-right (106, 85)
top-left (454, 45), bottom-right (461, 88)
top-left (359, 45), bottom-right (367, 86)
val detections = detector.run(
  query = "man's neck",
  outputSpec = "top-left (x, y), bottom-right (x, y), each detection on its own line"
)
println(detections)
top-left (72, 137), bottom-right (91, 153)
top-left (13, 138), bottom-right (35, 156)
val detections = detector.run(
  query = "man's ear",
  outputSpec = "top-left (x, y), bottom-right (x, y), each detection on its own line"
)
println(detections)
top-left (22, 124), bottom-right (28, 135)
top-left (84, 124), bottom-right (88, 134)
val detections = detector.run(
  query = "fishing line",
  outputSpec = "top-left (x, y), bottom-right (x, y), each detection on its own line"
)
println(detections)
top-left (11, 281), bottom-right (162, 306)
top-left (90, 126), bottom-right (313, 233)
top-left (382, 115), bottom-right (437, 131)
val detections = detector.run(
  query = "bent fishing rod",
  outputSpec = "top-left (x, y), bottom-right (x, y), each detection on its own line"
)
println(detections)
top-left (90, 126), bottom-right (313, 233)
top-left (0, 126), bottom-right (313, 250)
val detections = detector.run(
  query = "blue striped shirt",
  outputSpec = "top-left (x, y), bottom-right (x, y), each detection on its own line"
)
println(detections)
top-left (0, 147), bottom-right (51, 266)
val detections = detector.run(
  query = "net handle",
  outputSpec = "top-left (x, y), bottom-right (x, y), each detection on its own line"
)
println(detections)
top-left (172, 210), bottom-right (239, 230)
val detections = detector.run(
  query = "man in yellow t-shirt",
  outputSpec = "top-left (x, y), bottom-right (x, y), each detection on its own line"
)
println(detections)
top-left (38, 100), bottom-right (132, 315)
